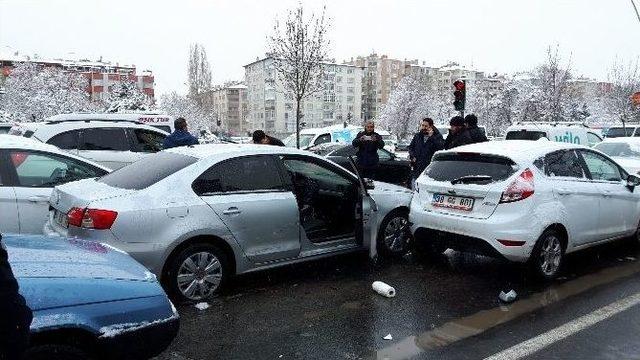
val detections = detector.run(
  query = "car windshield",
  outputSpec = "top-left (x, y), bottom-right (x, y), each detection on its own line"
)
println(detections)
top-left (505, 130), bottom-right (547, 140)
top-left (595, 142), bottom-right (640, 158)
top-left (606, 127), bottom-right (635, 137)
top-left (284, 133), bottom-right (315, 148)
top-left (426, 152), bottom-right (517, 183)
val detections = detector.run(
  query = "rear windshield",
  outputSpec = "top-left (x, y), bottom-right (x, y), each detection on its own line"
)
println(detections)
top-left (152, 125), bottom-right (171, 133)
top-left (505, 130), bottom-right (547, 140)
top-left (425, 152), bottom-right (517, 183)
top-left (99, 151), bottom-right (197, 190)
top-left (606, 127), bottom-right (635, 138)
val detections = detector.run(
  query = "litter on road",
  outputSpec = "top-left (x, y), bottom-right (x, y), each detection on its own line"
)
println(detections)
top-left (194, 302), bottom-right (210, 311)
top-left (499, 290), bottom-right (518, 303)
top-left (372, 281), bottom-right (396, 298)
top-left (383, 334), bottom-right (393, 340)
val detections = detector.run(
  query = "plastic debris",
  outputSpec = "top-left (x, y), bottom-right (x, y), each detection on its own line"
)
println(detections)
top-left (383, 334), bottom-right (393, 340)
top-left (194, 302), bottom-right (210, 311)
top-left (499, 289), bottom-right (517, 303)
top-left (372, 281), bottom-right (396, 298)
top-left (626, 256), bottom-right (637, 261)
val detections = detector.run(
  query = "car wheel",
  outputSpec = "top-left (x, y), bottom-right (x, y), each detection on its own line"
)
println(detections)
top-left (377, 210), bottom-right (411, 257)
top-left (166, 243), bottom-right (230, 303)
top-left (530, 229), bottom-right (564, 280)
top-left (24, 344), bottom-right (91, 360)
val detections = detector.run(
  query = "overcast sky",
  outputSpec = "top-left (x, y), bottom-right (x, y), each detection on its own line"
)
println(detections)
top-left (1, 0), bottom-right (639, 96)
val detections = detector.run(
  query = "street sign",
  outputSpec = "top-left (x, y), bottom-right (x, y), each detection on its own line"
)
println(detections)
top-left (632, 92), bottom-right (640, 106)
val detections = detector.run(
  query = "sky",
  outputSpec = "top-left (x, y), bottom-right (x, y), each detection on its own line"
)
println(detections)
top-left (1, 0), bottom-right (639, 97)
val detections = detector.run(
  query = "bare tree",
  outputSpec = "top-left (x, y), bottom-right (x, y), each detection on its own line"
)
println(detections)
top-left (187, 43), bottom-right (213, 107)
top-left (379, 75), bottom-right (429, 139)
top-left (268, 4), bottom-right (330, 148)
top-left (603, 59), bottom-right (640, 126)
top-left (534, 46), bottom-right (575, 121)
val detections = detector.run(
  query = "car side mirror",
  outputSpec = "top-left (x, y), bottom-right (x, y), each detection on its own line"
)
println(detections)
top-left (627, 174), bottom-right (640, 189)
top-left (364, 178), bottom-right (375, 190)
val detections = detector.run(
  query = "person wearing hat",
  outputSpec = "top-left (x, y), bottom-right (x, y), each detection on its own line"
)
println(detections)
top-left (444, 116), bottom-right (473, 150)
top-left (464, 114), bottom-right (488, 144)
top-left (252, 130), bottom-right (285, 146)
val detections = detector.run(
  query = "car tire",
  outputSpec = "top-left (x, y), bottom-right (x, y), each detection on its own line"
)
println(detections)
top-left (377, 210), bottom-right (411, 258)
top-left (529, 229), bottom-right (565, 281)
top-left (166, 243), bottom-right (231, 303)
top-left (24, 344), bottom-right (91, 360)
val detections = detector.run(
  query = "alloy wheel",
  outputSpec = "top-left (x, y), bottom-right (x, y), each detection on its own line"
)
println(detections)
top-left (177, 251), bottom-right (223, 301)
top-left (539, 235), bottom-right (562, 277)
top-left (383, 216), bottom-right (410, 254)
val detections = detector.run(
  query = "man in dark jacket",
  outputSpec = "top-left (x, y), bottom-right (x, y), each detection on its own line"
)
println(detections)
top-left (464, 114), bottom-right (488, 144)
top-left (444, 116), bottom-right (473, 150)
top-left (162, 117), bottom-right (199, 149)
top-left (352, 120), bottom-right (385, 179)
top-left (0, 235), bottom-right (33, 360)
top-left (253, 130), bottom-right (285, 146)
top-left (408, 118), bottom-right (444, 186)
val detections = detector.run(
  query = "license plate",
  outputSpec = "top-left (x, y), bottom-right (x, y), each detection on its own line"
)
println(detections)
top-left (54, 209), bottom-right (68, 228)
top-left (431, 193), bottom-right (475, 211)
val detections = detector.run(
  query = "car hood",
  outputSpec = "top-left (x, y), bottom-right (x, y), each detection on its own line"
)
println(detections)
top-left (370, 181), bottom-right (412, 194)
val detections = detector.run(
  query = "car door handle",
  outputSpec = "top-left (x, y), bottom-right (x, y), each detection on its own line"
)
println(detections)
top-left (556, 188), bottom-right (573, 195)
top-left (222, 207), bottom-right (241, 215)
top-left (27, 195), bottom-right (50, 203)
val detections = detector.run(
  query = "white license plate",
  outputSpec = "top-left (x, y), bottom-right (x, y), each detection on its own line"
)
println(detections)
top-left (431, 193), bottom-right (475, 211)
top-left (54, 209), bottom-right (68, 228)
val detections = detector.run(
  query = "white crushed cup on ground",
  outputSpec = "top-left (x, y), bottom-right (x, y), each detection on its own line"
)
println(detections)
top-left (372, 281), bottom-right (396, 298)
top-left (383, 334), bottom-right (393, 340)
top-left (499, 289), bottom-right (517, 303)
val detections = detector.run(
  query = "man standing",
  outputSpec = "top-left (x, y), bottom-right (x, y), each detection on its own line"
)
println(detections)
top-left (252, 130), bottom-right (285, 146)
top-left (444, 116), bottom-right (473, 150)
top-left (408, 118), bottom-right (444, 186)
top-left (352, 120), bottom-right (385, 179)
top-left (464, 114), bottom-right (488, 144)
top-left (162, 117), bottom-right (199, 149)
top-left (0, 236), bottom-right (32, 360)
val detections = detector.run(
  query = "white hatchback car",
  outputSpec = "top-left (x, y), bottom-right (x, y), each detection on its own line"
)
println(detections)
top-left (45, 144), bottom-right (413, 301)
top-left (11, 118), bottom-right (168, 170)
top-left (0, 135), bottom-right (110, 234)
top-left (594, 137), bottom-right (640, 175)
top-left (410, 140), bottom-right (640, 279)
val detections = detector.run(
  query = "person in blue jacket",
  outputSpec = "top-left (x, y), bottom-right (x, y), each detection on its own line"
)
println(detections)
top-left (162, 117), bottom-right (199, 149)
top-left (352, 120), bottom-right (385, 179)
top-left (408, 117), bottom-right (444, 189)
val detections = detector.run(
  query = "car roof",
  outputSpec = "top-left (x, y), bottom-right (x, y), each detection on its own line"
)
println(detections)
top-left (167, 143), bottom-right (322, 160)
top-left (46, 112), bottom-right (171, 121)
top-left (31, 120), bottom-right (168, 141)
top-left (506, 123), bottom-right (592, 131)
top-left (440, 139), bottom-right (584, 163)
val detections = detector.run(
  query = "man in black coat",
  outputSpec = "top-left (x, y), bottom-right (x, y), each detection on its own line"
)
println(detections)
top-left (253, 130), bottom-right (285, 146)
top-left (464, 114), bottom-right (488, 144)
top-left (408, 117), bottom-right (444, 186)
top-left (444, 116), bottom-right (473, 150)
top-left (352, 120), bottom-right (385, 179)
top-left (0, 235), bottom-right (33, 360)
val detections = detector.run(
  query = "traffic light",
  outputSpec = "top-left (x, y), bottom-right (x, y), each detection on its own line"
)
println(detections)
top-left (453, 80), bottom-right (466, 112)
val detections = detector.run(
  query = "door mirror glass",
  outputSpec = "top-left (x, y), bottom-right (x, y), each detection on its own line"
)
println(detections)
top-left (628, 174), bottom-right (640, 187)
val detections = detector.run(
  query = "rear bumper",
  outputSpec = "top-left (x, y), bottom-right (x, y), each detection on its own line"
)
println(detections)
top-left (409, 198), bottom-right (539, 262)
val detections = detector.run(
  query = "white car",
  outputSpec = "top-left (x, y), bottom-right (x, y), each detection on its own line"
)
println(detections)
top-left (594, 138), bottom-right (640, 175)
top-left (0, 134), bottom-right (110, 234)
top-left (11, 118), bottom-right (168, 170)
top-left (45, 144), bottom-right (413, 301)
top-left (504, 122), bottom-right (602, 147)
top-left (410, 140), bottom-right (640, 279)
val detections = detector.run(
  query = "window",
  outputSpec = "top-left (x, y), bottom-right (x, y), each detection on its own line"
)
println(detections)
top-left (314, 134), bottom-right (331, 145)
top-left (80, 128), bottom-right (129, 151)
top-left (151, 125), bottom-right (171, 133)
top-left (378, 149), bottom-right (392, 161)
top-left (10, 150), bottom-right (107, 188)
top-left (131, 129), bottom-right (165, 153)
top-left (505, 130), bottom-right (547, 140)
top-left (426, 153), bottom-right (517, 183)
top-left (47, 130), bottom-right (80, 149)
top-left (587, 132), bottom-right (602, 146)
top-left (579, 150), bottom-right (623, 182)
top-left (100, 152), bottom-right (197, 190)
top-left (544, 150), bottom-right (586, 179)
top-left (193, 156), bottom-right (284, 195)
top-left (281, 157), bottom-right (354, 188)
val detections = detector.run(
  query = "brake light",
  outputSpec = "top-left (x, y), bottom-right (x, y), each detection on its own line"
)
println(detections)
top-left (67, 208), bottom-right (118, 229)
top-left (500, 168), bottom-right (534, 203)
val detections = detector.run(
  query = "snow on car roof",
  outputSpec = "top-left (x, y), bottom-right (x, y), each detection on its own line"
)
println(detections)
top-left (0, 134), bottom-right (58, 151)
top-left (600, 137), bottom-right (640, 144)
top-left (440, 140), bottom-right (583, 162)
top-left (167, 143), bottom-right (316, 160)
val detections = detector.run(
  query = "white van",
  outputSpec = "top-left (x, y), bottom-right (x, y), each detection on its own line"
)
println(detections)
top-left (46, 112), bottom-right (175, 133)
top-left (504, 122), bottom-right (602, 147)
top-left (283, 125), bottom-right (362, 149)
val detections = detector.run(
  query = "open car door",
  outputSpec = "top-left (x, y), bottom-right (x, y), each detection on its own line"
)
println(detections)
top-left (348, 156), bottom-right (379, 260)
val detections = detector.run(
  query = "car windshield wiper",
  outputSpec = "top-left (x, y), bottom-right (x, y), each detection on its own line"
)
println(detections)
top-left (451, 175), bottom-right (493, 185)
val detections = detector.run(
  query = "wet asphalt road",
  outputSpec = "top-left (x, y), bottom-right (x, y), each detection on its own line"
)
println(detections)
top-left (156, 240), bottom-right (640, 360)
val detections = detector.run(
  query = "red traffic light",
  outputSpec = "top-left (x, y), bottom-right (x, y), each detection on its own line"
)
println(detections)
top-left (453, 80), bottom-right (465, 91)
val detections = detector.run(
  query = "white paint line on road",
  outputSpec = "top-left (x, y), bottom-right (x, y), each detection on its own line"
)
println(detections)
top-left (484, 291), bottom-right (640, 360)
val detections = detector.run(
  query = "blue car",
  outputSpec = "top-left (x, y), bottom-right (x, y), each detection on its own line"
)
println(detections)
top-left (4, 234), bottom-right (179, 359)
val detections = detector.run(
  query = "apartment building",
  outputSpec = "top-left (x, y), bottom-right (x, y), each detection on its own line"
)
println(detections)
top-left (244, 57), bottom-right (363, 135)
top-left (211, 83), bottom-right (249, 135)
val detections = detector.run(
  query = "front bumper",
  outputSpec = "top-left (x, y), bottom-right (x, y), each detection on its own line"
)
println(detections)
top-left (98, 316), bottom-right (180, 359)
top-left (409, 199), bottom-right (539, 262)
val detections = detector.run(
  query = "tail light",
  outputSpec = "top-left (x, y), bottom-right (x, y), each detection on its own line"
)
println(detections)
top-left (500, 168), bottom-right (534, 203)
top-left (67, 207), bottom-right (118, 229)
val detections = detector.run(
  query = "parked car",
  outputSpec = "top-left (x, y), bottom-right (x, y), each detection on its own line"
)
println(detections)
top-left (504, 122), bottom-right (602, 147)
top-left (322, 144), bottom-right (412, 188)
top-left (46, 112), bottom-right (176, 133)
top-left (0, 122), bottom-right (13, 134)
top-left (4, 233), bottom-right (179, 359)
top-left (0, 135), bottom-right (110, 234)
top-left (283, 124), bottom-right (362, 149)
top-left (410, 140), bottom-right (640, 279)
top-left (10, 117), bottom-right (168, 170)
top-left (594, 138), bottom-right (640, 175)
top-left (604, 125), bottom-right (640, 138)
top-left (45, 144), bottom-right (413, 302)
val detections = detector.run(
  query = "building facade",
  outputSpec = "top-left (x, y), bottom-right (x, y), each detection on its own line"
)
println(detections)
top-left (244, 57), bottom-right (363, 136)
top-left (0, 52), bottom-right (154, 101)
top-left (211, 84), bottom-right (249, 135)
